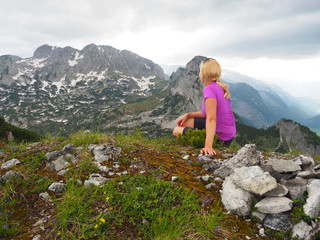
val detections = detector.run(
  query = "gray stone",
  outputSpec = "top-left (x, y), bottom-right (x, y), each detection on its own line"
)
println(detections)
top-left (231, 166), bottom-right (277, 195)
top-left (259, 228), bottom-right (265, 237)
top-left (260, 165), bottom-right (283, 182)
top-left (252, 211), bottom-right (266, 222)
top-left (292, 221), bottom-right (312, 240)
top-left (285, 178), bottom-right (308, 200)
top-left (264, 184), bottom-right (288, 197)
top-left (221, 176), bottom-right (254, 216)
top-left (93, 161), bottom-right (111, 173)
top-left (32, 234), bottom-right (41, 240)
top-left (47, 155), bottom-right (70, 172)
top-left (65, 153), bottom-right (77, 163)
top-left (84, 130), bottom-right (91, 134)
top-left (48, 182), bottom-right (67, 194)
top-left (46, 150), bottom-right (61, 161)
top-left (0, 170), bottom-right (22, 183)
top-left (304, 179), bottom-right (320, 219)
top-left (88, 144), bottom-right (99, 152)
top-left (93, 145), bottom-right (121, 163)
top-left (39, 192), bottom-right (51, 200)
top-left (171, 176), bottom-right (178, 182)
top-left (74, 146), bottom-right (83, 155)
top-left (294, 155), bottom-right (315, 172)
top-left (205, 183), bottom-right (215, 189)
top-left (182, 155), bottom-right (189, 160)
top-left (214, 144), bottom-right (263, 179)
top-left (1, 158), bottom-right (21, 169)
top-left (202, 162), bottom-right (219, 172)
top-left (297, 170), bottom-right (320, 179)
top-left (84, 173), bottom-right (108, 187)
top-left (201, 175), bottom-right (211, 182)
top-left (261, 158), bottom-right (301, 172)
top-left (263, 212), bottom-right (292, 231)
top-left (62, 144), bottom-right (74, 153)
top-left (255, 197), bottom-right (293, 214)
top-left (6, 131), bottom-right (14, 142)
top-left (57, 169), bottom-right (69, 176)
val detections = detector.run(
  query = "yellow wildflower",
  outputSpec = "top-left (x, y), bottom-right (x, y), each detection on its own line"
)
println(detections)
top-left (106, 196), bottom-right (110, 201)
top-left (94, 224), bottom-right (98, 228)
top-left (100, 218), bottom-right (106, 223)
top-left (109, 207), bottom-right (113, 211)
top-left (104, 191), bottom-right (106, 194)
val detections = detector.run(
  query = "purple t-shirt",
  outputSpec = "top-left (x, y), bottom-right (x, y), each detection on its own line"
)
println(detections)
top-left (201, 81), bottom-right (236, 141)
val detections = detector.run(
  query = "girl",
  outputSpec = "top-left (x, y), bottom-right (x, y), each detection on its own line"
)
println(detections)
top-left (173, 58), bottom-right (236, 155)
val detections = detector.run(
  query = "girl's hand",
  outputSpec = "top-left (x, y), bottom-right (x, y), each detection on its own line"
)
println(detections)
top-left (177, 114), bottom-right (189, 126)
top-left (200, 146), bottom-right (216, 155)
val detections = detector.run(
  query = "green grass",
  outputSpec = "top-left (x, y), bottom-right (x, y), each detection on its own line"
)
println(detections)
top-left (50, 173), bottom-right (225, 240)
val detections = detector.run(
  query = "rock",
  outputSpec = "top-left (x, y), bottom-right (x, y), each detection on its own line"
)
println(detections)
top-left (32, 234), bottom-right (41, 240)
top-left (65, 153), bottom-right (77, 163)
top-left (88, 144), bottom-right (99, 152)
top-left (48, 182), bottom-right (67, 194)
top-left (182, 155), bottom-right (189, 160)
top-left (252, 211), bottom-right (266, 222)
top-left (259, 228), bottom-right (265, 237)
top-left (171, 176), bottom-right (178, 182)
top-left (84, 130), bottom-right (91, 134)
top-left (294, 155), bottom-right (315, 172)
top-left (93, 145), bottom-right (121, 163)
top-left (74, 146), bottom-right (83, 155)
top-left (261, 158), bottom-right (301, 173)
top-left (0, 170), bottom-right (22, 184)
top-left (46, 150), bottom-right (62, 161)
top-left (263, 212), bottom-right (292, 231)
top-left (214, 144), bottom-right (263, 179)
top-left (6, 131), bottom-right (14, 142)
top-left (47, 155), bottom-right (70, 172)
top-left (292, 221), bottom-right (312, 239)
top-left (84, 173), bottom-right (108, 187)
top-left (255, 197), bottom-right (293, 214)
top-left (201, 175), bottom-right (211, 182)
top-left (285, 178), bottom-right (308, 200)
top-left (263, 184), bottom-right (288, 197)
top-left (39, 192), bottom-right (51, 200)
top-left (113, 164), bottom-right (120, 169)
top-left (303, 179), bottom-right (320, 219)
top-left (231, 166), bottom-right (277, 195)
top-left (221, 176), bottom-right (254, 216)
top-left (93, 161), bottom-right (111, 173)
top-left (202, 162), bottom-right (219, 172)
top-left (260, 165), bottom-right (283, 182)
top-left (57, 169), bottom-right (69, 176)
top-left (297, 170), bottom-right (320, 179)
top-left (1, 158), bottom-right (21, 169)
top-left (197, 154), bottom-right (213, 162)
top-left (205, 183), bottom-right (215, 189)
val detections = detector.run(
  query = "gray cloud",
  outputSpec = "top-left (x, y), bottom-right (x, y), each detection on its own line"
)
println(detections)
top-left (0, 0), bottom-right (320, 62)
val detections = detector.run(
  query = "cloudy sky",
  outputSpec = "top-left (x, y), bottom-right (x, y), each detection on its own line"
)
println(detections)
top-left (1, 0), bottom-right (320, 106)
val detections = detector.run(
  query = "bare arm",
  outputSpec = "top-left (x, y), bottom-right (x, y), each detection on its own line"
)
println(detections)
top-left (177, 111), bottom-right (205, 126)
top-left (200, 98), bottom-right (217, 155)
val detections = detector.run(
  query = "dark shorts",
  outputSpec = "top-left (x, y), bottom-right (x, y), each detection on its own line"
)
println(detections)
top-left (182, 117), bottom-right (233, 147)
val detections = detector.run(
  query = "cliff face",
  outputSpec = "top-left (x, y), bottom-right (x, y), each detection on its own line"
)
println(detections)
top-left (276, 119), bottom-right (320, 156)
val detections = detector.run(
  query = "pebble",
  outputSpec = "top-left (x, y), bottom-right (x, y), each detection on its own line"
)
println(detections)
top-left (259, 228), bottom-right (265, 237)
top-left (205, 183), bottom-right (215, 189)
top-left (201, 175), bottom-right (211, 181)
top-left (182, 155), bottom-right (189, 160)
top-left (172, 176), bottom-right (178, 182)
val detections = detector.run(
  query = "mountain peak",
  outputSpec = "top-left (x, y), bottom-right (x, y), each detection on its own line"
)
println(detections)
top-left (33, 44), bottom-right (56, 58)
top-left (185, 56), bottom-right (206, 75)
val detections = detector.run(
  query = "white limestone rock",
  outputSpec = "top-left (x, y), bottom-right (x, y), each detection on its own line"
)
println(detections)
top-left (1, 158), bottom-right (21, 169)
top-left (263, 184), bottom-right (288, 197)
top-left (214, 144), bottom-right (263, 178)
top-left (261, 158), bottom-right (301, 172)
top-left (231, 166), bottom-right (277, 195)
top-left (48, 182), bottom-right (67, 194)
top-left (255, 197), bottom-right (293, 214)
top-left (221, 176), bottom-right (254, 217)
top-left (47, 155), bottom-right (70, 172)
top-left (303, 179), bottom-right (320, 219)
top-left (84, 173), bottom-right (108, 187)
top-left (292, 221), bottom-right (312, 240)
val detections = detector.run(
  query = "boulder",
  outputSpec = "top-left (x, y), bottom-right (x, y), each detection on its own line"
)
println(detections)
top-left (261, 158), bottom-right (301, 173)
top-left (221, 176), bottom-right (254, 216)
top-left (292, 221), bottom-right (312, 240)
top-left (303, 179), bottom-right (320, 219)
top-left (1, 158), bottom-right (21, 169)
top-left (260, 165), bottom-right (283, 182)
top-left (294, 155), bottom-right (314, 172)
top-left (214, 144), bottom-right (263, 178)
top-left (263, 212), bottom-right (292, 231)
top-left (255, 197), bottom-right (293, 214)
top-left (263, 184), bottom-right (288, 197)
top-left (251, 211), bottom-right (267, 222)
top-left (285, 178), bottom-right (308, 200)
top-left (231, 166), bottom-right (277, 195)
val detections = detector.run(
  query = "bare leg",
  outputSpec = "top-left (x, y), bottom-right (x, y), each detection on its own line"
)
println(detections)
top-left (173, 117), bottom-right (194, 137)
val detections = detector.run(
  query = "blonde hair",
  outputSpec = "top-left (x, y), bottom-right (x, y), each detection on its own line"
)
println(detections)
top-left (199, 58), bottom-right (230, 99)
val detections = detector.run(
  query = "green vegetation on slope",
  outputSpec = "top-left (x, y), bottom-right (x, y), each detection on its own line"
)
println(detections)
top-left (0, 116), bottom-right (41, 143)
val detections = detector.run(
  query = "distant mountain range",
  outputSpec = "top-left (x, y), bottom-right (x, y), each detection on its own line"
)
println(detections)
top-left (0, 44), bottom-right (319, 138)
